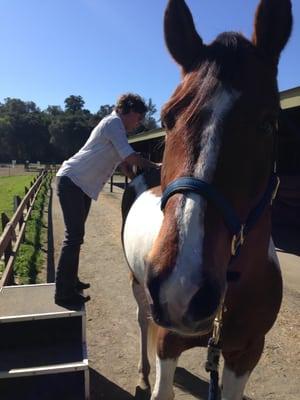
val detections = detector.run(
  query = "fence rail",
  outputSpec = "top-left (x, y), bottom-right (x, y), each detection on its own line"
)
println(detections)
top-left (0, 171), bottom-right (48, 287)
top-left (110, 173), bottom-right (128, 192)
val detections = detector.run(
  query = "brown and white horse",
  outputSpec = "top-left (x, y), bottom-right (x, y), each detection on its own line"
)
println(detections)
top-left (122, 1), bottom-right (292, 399)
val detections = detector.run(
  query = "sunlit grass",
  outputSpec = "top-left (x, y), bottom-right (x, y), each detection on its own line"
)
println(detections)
top-left (0, 175), bottom-right (36, 231)
top-left (0, 173), bottom-right (52, 284)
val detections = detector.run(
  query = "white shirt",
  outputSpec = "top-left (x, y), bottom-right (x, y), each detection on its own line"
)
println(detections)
top-left (57, 111), bottom-right (134, 200)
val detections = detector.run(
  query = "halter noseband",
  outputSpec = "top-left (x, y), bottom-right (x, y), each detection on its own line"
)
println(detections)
top-left (160, 174), bottom-right (280, 259)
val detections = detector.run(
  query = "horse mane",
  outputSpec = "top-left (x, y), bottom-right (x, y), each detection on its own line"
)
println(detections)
top-left (161, 32), bottom-right (255, 132)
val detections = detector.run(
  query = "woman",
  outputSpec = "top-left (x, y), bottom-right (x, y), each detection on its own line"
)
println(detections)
top-left (55, 93), bottom-right (158, 308)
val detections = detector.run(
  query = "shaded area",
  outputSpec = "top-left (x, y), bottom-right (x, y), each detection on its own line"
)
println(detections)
top-left (90, 368), bottom-right (134, 400)
top-left (174, 367), bottom-right (210, 400)
top-left (272, 224), bottom-right (300, 256)
top-left (46, 183), bottom-right (55, 282)
top-left (174, 367), bottom-right (252, 400)
top-left (113, 182), bottom-right (127, 190)
top-left (0, 371), bottom-right (85, 400)
top-left (20, 183), bottom-right (47, 283)
top-left (0, 316), bottom-right (83, 369)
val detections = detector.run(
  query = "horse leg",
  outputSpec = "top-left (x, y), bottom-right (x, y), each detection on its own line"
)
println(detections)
top-left (151, 356), bottom-right (178, 400)
top-left (221, 337), bottom-right (265, 400)
top-left (132, 278), bottom-right (151, 392)
top-left (151, 328), bottom-right (186, 400)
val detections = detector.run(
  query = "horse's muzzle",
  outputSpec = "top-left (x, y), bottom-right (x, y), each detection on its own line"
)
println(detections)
top-left (146, 271), bottom-right (222, 335)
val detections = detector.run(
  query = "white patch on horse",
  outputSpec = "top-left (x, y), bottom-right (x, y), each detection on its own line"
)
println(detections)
top-left (123, 190), bottom-right (163, 284)
top-left (159, 194), bottom-right (204, 321)
top-left (195, 87), bottom-right (240, 180)
top-left (160, 88), bottom-right (240, 321)
top-left (221, 366), bottom-right (250, 400)
top-left (152, 357), bottom-right (177, 400)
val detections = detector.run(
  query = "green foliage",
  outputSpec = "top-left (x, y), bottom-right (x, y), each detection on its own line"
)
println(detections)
top-left (14, 174), bottom-right (52, 284)
top-left (145, 98), bottom-right (158, 130)
top-left (45, 105), bottom-right (63, 116)
top-left (49, 112), bottom-right (91, 159)
top-left (0, 98), bottom-right (50, 162)
top-left (64, 95), bottom-right (85, 113)
top-left (132, 98), bottom-right (158, 134)
top-left (0, 95), bottom-right (159, 163)
top-left (96, 104), bottom-right (114, 120)
top-left (0, 175), bottom-right (36, 228)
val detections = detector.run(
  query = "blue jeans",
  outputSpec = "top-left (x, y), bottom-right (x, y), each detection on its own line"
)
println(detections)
top-left (55, 176), bottom-right (91, 297)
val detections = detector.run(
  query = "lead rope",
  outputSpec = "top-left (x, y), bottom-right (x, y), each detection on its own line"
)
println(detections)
top-left (205, 300), bottom-right (224, 400)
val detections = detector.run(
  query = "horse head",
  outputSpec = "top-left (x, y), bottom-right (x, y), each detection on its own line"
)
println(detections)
top-left (144, 0), bottom-right (292, 336)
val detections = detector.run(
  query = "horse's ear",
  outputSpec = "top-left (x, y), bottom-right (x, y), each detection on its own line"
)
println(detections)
top-left (252, 0), bottom-right (292, 65)
top-left (164, 0), bottom-right (204, 73)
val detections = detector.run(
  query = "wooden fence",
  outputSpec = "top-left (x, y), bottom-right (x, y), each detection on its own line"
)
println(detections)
top-left (0, 171), bottom-right (48, 287)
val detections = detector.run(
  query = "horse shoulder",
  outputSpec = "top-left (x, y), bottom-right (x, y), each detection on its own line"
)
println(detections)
top-left (123, 182), bottom-right (163, 284)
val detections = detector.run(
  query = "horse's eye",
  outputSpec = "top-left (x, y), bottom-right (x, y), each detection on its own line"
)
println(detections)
top-left (259, 120), bottom-right (276, 136)
top-left (161, 113), bottom-right (175, 130)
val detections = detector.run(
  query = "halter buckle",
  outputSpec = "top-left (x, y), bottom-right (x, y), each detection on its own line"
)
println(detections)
top-left (231, 225), bottom-right (245, 256)
top-left (271, 176), bottom-right (280, 205)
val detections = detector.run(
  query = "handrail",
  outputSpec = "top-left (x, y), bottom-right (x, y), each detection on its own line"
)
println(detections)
top-left (0, 171), bottom-right (48, 287)
top-left (110, 173), bottom-right (128, 192)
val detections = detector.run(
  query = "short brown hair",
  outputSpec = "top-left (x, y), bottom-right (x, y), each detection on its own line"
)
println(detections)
top-left (115, 93), bottom-right (147, 115)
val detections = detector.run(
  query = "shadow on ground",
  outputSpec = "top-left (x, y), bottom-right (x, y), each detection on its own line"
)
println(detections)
top-left (174, 367), bottom-right (210, 399)
top-left (89, 367), bottom-right (211, 400)
top-left (272, 224), bottom-right (300, 256)
top-left (174, 367), bottom-right (252, 400)
top-left (113, 182), bottom-right (127, 190)
top-left (90, 368), bottom-right (134, 400)
top-left (90, 366), bottom-right (249, 400)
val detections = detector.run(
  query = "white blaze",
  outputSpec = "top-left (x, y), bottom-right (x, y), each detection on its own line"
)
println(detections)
top-left (160, 87), bottom-right (240, 321)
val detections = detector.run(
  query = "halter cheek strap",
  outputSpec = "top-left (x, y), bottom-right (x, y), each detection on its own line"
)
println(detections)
top-left (160, 173), bottom-right (280, 259)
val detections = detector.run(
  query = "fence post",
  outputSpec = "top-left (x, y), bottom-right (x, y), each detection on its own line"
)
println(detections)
top-left (13, 196), bottom-right (19, 212)
top-left (1, 212), bottom-right (9, 233)
top-left (110, 175), bottom-right (113, 193)
top-left (14, 195), bottom-right (25, 242)
top-left (1, 213), bottom-right (14, 285)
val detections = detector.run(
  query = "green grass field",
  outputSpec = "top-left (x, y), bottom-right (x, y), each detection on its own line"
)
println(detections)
top-left (0, 175), bottom-right (36, 228)
top-left (0, 173), bottom-right (51, 284)
top-left (14, 175), bottom-right (51, 284)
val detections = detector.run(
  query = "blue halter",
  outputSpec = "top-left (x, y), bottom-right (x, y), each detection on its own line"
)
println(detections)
top-left (160, 173), bottom-right (279, 258)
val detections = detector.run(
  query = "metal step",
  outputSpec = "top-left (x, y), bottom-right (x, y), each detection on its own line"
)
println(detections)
top-left (0, 283), bottom-right (89, 399)
top-left (0, 370), bottom-right (88, 400)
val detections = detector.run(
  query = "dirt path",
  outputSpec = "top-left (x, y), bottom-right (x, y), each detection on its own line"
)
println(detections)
top-left (52, 181), bottom-right (300, 400)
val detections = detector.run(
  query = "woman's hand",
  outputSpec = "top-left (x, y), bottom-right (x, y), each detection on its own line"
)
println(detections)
top-left (125, 152), bottom-right (161, 171)
top-left (139, 158), bottom-right (161, 170)
top-left (118, 161), bottom-right (135, 179)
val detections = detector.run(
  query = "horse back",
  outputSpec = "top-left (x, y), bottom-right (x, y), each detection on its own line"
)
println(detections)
top-left (121, 168), bottom-right (161, 224)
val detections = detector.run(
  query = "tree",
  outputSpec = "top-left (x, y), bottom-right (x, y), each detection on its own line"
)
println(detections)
top-left (96, 104), bottom-right (114, 120)
top-left (49, 113), bottom-right (90, 160)
top-left (64, 95), bottom-right (85, 113)
top-left (0, 98), bottom-right (49, 162)
top-left (45, 105), bottom-right (63, 116)
top-left (144, 98), bottom-right (158, 130)
top-left (132, 98), bottom-right (158, 134)
top-left (0, 98), bottom-right (40, 115)
top-left (0, 95), bottom-right (160, 163)
top-left (0, 116), bottom-right (13, 161)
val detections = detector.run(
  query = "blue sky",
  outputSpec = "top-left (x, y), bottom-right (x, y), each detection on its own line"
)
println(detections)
top-left (0, 0), bottom-right (299, 117)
